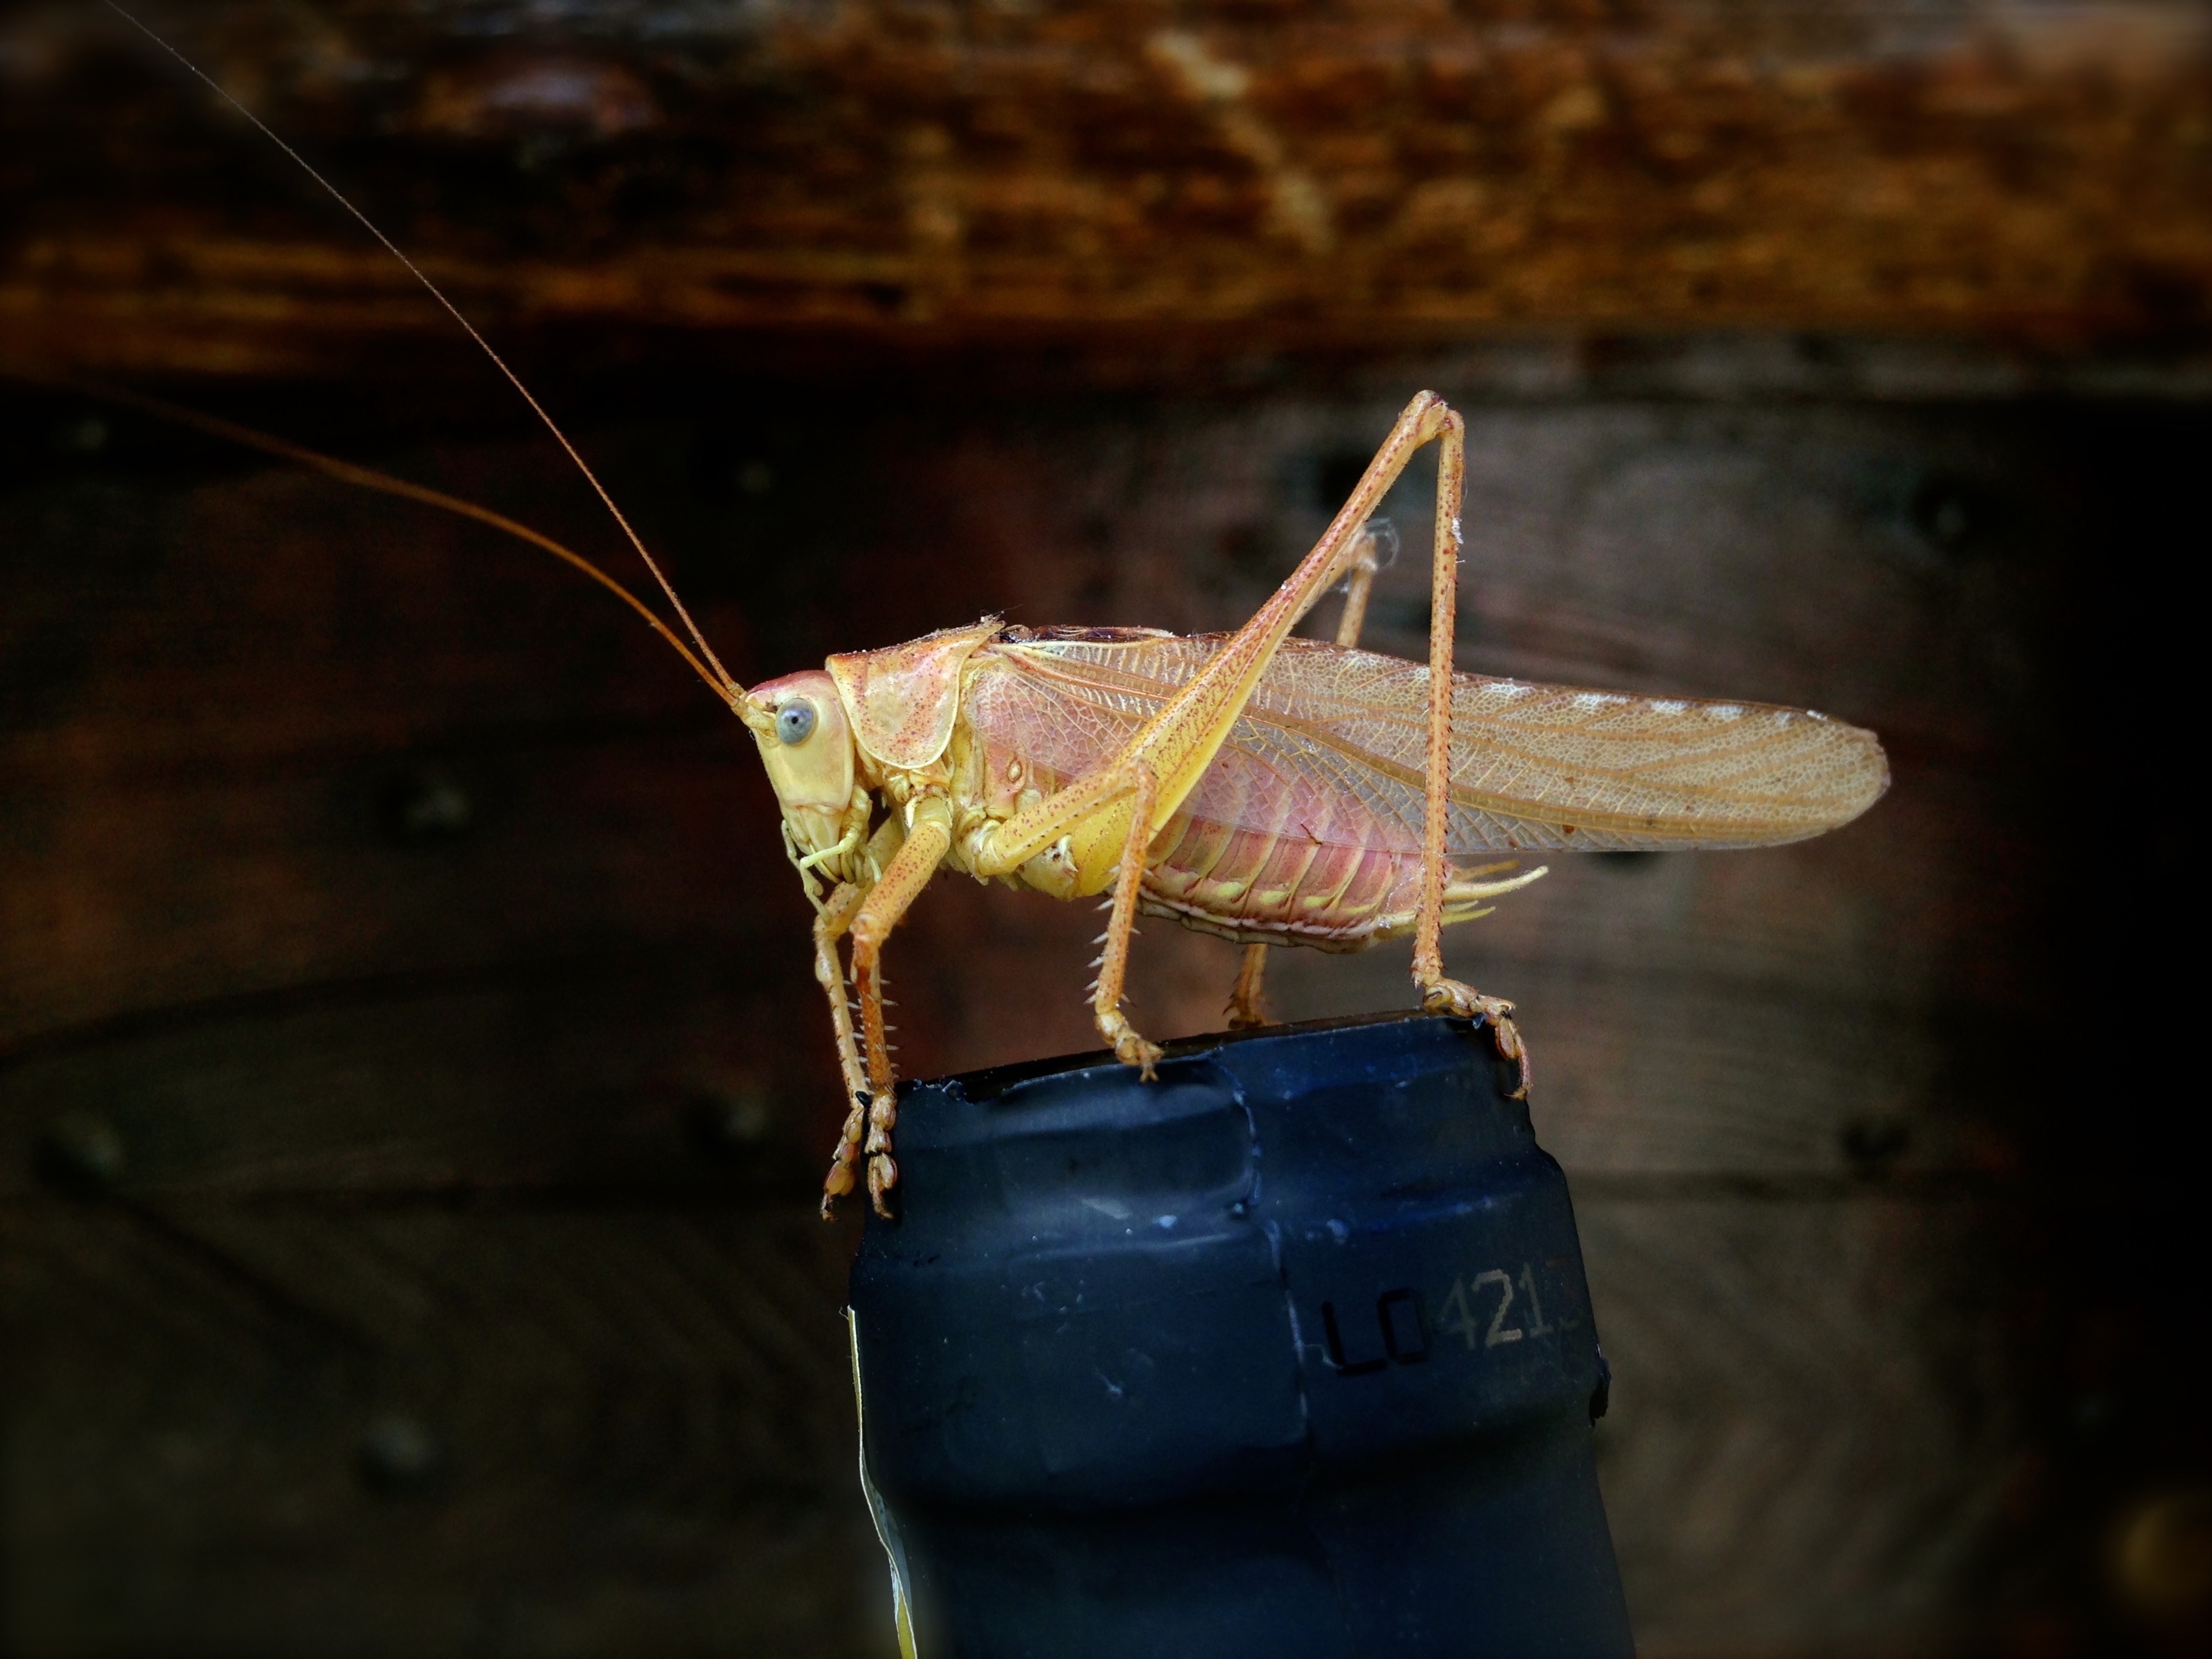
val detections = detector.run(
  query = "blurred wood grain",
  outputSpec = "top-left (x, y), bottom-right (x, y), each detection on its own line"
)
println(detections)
top-left (3, 0), bottom-right (2211, 376)
top-left (5, 1202), bottom-right (880, 1654)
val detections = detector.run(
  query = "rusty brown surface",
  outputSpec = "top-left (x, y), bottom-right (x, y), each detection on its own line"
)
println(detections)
top-left (5, 0), bottom-right (2212, 377)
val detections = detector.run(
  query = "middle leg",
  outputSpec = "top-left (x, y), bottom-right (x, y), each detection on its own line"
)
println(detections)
top-left (1092, 764), bottom-right (1164, 1074)
top-left (1229, 523), bottom-right (1386, 1029)
top-left (1226, 943), bottom-right (1271, 1029)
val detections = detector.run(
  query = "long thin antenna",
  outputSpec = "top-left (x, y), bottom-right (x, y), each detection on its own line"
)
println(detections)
top-left (102, 0), bottom-right (741, 697)
top-left (15, 368), bottom-right (733, 701)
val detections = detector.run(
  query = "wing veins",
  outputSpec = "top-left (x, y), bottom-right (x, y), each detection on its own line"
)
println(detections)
top-left (988, 636), bottom-right (1884, 852)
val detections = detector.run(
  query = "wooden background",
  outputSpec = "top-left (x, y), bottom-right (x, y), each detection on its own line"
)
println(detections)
top-left (5, 3), bottom-right (2211, 1656)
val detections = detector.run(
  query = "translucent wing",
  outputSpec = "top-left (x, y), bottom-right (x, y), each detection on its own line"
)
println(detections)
top-left (978, 630), bottom-right (1887, 854)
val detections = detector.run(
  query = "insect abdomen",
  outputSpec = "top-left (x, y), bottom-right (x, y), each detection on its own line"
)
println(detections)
top-left (1139, 813), bottom-right (1420, 951)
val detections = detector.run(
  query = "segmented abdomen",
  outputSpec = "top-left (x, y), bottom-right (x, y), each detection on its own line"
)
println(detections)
top-left (958, 644), bottom-right (1429, 949)
top-left (1139, 812), bottom-right (1422, 951)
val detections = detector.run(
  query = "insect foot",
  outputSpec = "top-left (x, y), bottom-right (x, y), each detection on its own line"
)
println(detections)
top-left (1099, 1011), bottom-right (1164, 1082)
top-left (863, 1096), bottom-right (902, 1218)
top-left (1225, 945), bottom-right (1271, 1030)
top-left (867, 1152), bottom-right (899, 1218)
top-left (1420, 979), bottom-right (1532, 1101)
top-left (820, 1091), bottom-right (873, 1218)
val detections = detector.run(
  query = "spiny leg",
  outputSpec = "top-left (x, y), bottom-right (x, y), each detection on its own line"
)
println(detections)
top-left (1092, 764), bottom-right (1164, 1075)
top-left (1233, 525), bottom-right (1387, 1029)
top-left (969, 394), bottom-right (1471, 1080)
top-left (815, 880), bottom-right (875, 1216)
top-left (816, 813), bottom-right (909, 1216)
top-left (843, 796), bottom-right (954, 1216)
top-left (1331, 524), bottom-right (1383, 650)
top-left (1401, 406), bottom-right (1530, 1096)
top-left (970, 396), bottom-right (1460, 893)
top-left (1226, 943), bottom-right (1271, 1029)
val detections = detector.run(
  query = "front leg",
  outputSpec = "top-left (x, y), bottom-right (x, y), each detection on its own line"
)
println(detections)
top-left (843, 796), bottom-right (954, 1216)
top-left (814, 880), bottom-right (874, 1216)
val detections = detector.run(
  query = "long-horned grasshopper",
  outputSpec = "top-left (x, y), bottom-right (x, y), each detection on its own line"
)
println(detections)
top-left (88, 6), bottom-right (1891, 1223)
top-left (750, 400), bottom-right (1887, 1216)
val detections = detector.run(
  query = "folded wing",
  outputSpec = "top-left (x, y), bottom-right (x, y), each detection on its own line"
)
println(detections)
top-left (984, 631), bottom-right (1888, 855)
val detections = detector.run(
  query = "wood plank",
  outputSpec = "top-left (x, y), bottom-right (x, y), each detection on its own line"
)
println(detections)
top-left (1, 392), bottom-right (2068, 766)
top-left (1576, 1196), bottom-right (2026, 1655)
top-left (0, 968), bottom-right (842, 1200)
top-left (0, 739), bottom-right (787, 1044)
top-left (4, 1), bottom-right (2209, 374)
top-left (6, 365), bottom-right (2176, 1656)
top-left (3, 1201), bottom-right (889, 1657)
top-left (1, 386), bottom-right (2068, 1189)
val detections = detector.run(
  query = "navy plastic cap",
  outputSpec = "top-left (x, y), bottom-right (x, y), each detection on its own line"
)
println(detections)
top-left (850, 1011), bottom-right (1632, 1659)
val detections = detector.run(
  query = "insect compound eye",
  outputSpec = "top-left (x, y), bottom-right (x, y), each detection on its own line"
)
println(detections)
top-left (775, 700), bottom-right (818, 745)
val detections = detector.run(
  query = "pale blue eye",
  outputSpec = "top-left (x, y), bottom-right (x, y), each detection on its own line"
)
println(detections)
top-left (776, 701), bottom-right (817, 745)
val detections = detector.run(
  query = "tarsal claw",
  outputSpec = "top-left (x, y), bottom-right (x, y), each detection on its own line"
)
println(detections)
top-left (867, 1153), bottom-right (899, 1218)
top-left (1420, 978), bottom-right (1531, 1099)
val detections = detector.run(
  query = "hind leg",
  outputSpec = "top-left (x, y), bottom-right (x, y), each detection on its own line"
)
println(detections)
top-left (1399, 409), bottom-right (1532, 1096)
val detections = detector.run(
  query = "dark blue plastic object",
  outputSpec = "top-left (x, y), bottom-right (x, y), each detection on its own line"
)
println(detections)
top-left (848, 1011), bottom-right (1632, 1659)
